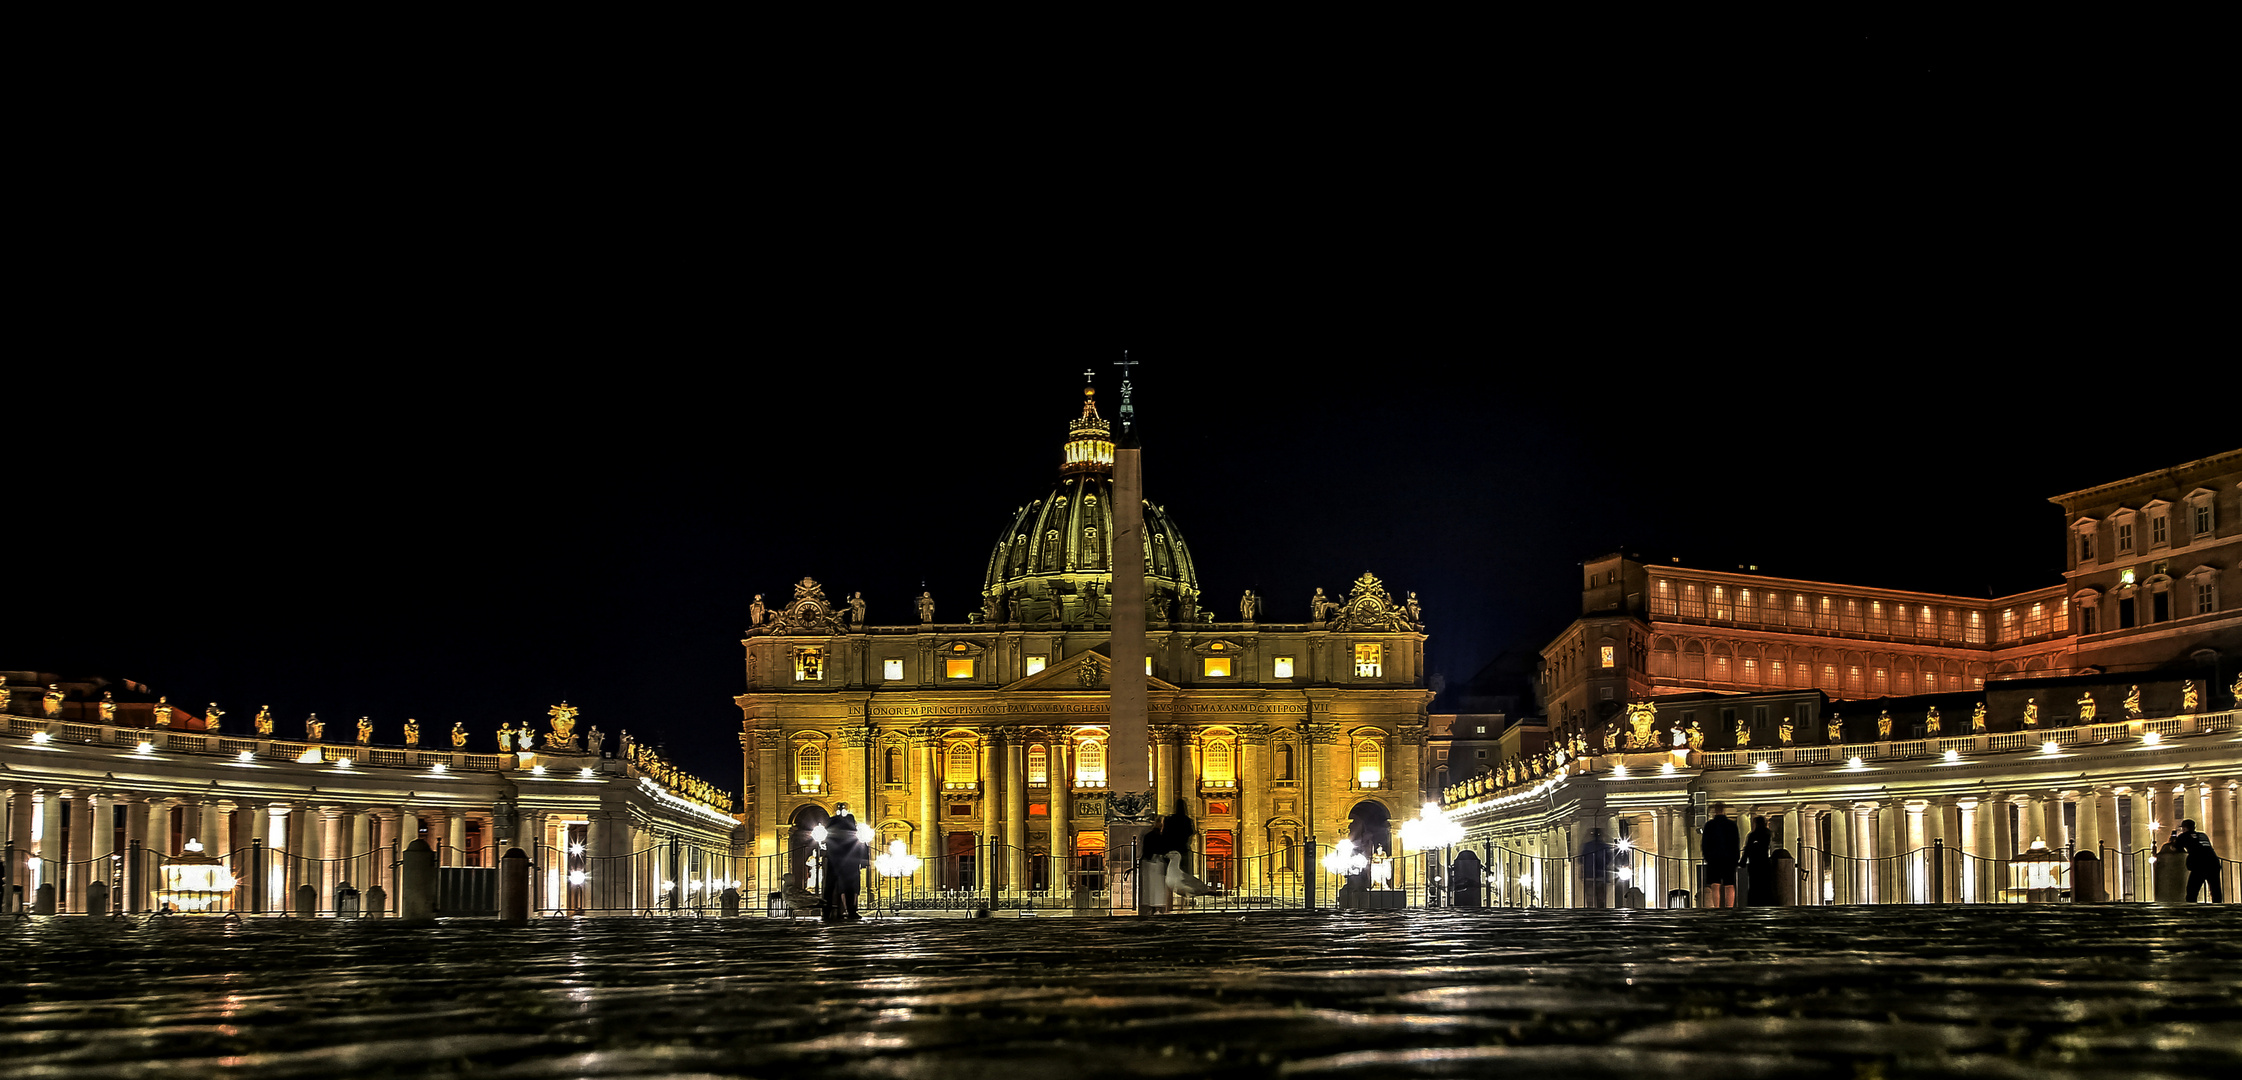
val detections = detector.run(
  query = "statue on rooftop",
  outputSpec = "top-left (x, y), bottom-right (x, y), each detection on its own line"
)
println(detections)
top-left (749, 594), bottom-right (767, 627)
top-left (0, 682), bottom-right (11, 711)
top-left (1406, 592), bottom-right (1422, 627)
top-left (100, 691), bottom-right (118, 723)
top-left (2076, 691), bottom-right (2096, 723)
top-left (1877, 710), bottom-right (1893, 740)
top-left (1925, 706), bottom-right (1941, 736)
top-left (254, 705), bottom-right (273, 735)
top-left (516, 721), bottom-right (534, 750)
top-left (548, 702), bottom-right (579, 743)
top-left (1826, 712), bottom-right (1843, 744)
top-left (1972, 702), bottom-right (1987, 734)
top-left (306, 713), bottom-right (324, 741)
top-left (1779, 718), bottom-right (1794, 746)
top-left (1310, 587), bottom-right (1333, 622)
top-left (2023, 698), bottom-right (2040, 728)
top-left (45, 684), bottom-right (67, 718)
top-left (1733, 717), bottom-right (1751, 748)
top-left (1240, 590), bottom-right (1258, 623)
top-left (586, 725), bottom-right (603, 755)
top-left (204, 703), bottom-right (224, 731)
top-left (1671, 723), bottom-right (1688, 749)
top-left (620, 730), bottom-right (635, 761)
top-left (497, 726), bottom-right (513, 752)
top-left (849, 592), bottom-right (867, 627)
top-left (2181, 680), bottom-right (2199, 713)
top-left (2123, 685), bottom-right (2142, 719)
top-left (403, 718), bottom-right (420, 746)
top-left (451, 721), bottom-right (467, 748)
top-left (1686, 722), bottom-right (1704, 751)
top-left (356, 716), bottom-right (373, 745)
top-left (154, 696), bottom-right (173, 727)
top-left (917, 591), bottom-right (935, 623)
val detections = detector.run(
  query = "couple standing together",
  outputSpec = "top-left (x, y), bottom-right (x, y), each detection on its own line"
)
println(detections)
top-left (1700, 803), bottom-right (1776, 907)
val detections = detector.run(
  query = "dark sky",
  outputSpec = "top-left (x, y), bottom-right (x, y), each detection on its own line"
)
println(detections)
top-left (10, 21), bottom-right (2225, 797)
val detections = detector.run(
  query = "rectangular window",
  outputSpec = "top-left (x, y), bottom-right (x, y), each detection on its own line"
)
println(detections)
top-left (1599, 645), bottom-right (1614, 668)
top-left (883, 658), bottom-right (903, 681)
top-left (1028, 745), bottom-right (1048, 785)
top-left (1769, 660), bottom-right (1784, 685)
top-left (1923, 672), bottom-right (1938, 692)
top-left (1873, 668), bottom-right (1888, 694)
top-left (1653, 578), bottom-right (1676, 615)
top-left (2118, 597), bottom-right (2136, 628)
top-left (1681, 583), bottom-right (1704, 619)
top-left (945, 658), bottom-right (975, 679)
top-left (1145, 657), bottom-right (1154, 675)
top-left (1202, 657), bottom-right (1232, 677)
top-left (2080, 532), bottom-right (2096, 562)
top-left (1354, 643), bottom-right (1383, 677)
top-left (2195, 502), bottom-right (2214, 535)
top-left (2117, 521), bottom-right (2134, 553)
top-left (2080, 606), bottom-right (2098, 634)
top-left (2152, 591), bottom-right (2170, 622)
top-left (793, 648), bottom-right (824, 682)
top-left (1712, 586), bottom-right (1730, 620)
top-left (1272, 656), bottom-right (1295, 679)
top-left (1025, 655), bottom-right (1047, 676)
top-left (2152, 515), bottom-right (2168, 546)
top-left (1712, 655), bottom-right (1731, 681)
top-left (1474, 725), bottom-right (1487, 734)
top-left (1741, 658), bottom-right (1758, 684)
top-left (2199, 582), bottom-right (2216, 615)
top-left (1753, 705), bottom-right (1768, 727)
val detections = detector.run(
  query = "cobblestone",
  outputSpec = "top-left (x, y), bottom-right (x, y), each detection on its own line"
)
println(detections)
top-left (1, 907), bottom-right (2237, 1078)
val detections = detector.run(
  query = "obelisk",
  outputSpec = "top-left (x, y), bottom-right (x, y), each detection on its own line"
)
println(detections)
top-left (1103, 357), bottom-right (1158, 910)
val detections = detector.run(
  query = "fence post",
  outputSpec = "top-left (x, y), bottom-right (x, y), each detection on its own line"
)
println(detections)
top-left (986, 832), bottom-right (998, 911)
top-left (1304, 840), bottom-right (1318, 909)
top-left (249, 839), bottom-right (267, 914)
top-left (498, 847), bottom-right (530, 923)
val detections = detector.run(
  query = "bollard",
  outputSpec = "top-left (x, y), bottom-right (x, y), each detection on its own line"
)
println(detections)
top-left (295, 884), bottom-right (317, 918)
top-left (1623, 886), bottom-right (1645, 908)
top-left (34, 882), bottom-right (57, 915)
top-left (336, 883), bottom-right (362, 917)
top-left (1304, 840), bottom-right (1319, 909)
top-left (719, 886), bottom-right (740, 917)
top-left (2152, 844), bottom-right (2188, 904)
top-left (2071, 851), bottom-right (2107, 903)
top-left (89, 881), bottom-right (110, 917)
top-left (366, 884), bottom-right (388, 918)
top-left (1773, 849), bottom-right (1799, 906)
top-left (248, 840), bottom-right (266, 914)
top-left (399, 839), bottom-right (437, 921)
top-left (497, 848), bottom-right (531, 924)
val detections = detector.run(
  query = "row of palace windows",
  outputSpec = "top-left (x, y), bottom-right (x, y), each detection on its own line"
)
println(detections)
top-left (794, 647), bottom-right (1350, 682)
top-left (2080, 497), bottom-right (2216, 563)
top-left (1650, 649), bottom-right (1986, 694)
top-left (1650, 581), bottom-right (1995, 643)
top-left (2078, 577), bottom-right (2220, 633)
top-left (794, 736), bottom-right (1388, 791)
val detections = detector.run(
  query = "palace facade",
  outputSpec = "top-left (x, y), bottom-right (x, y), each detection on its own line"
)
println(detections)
top-left (736, 388), bottom-right (1434, 895)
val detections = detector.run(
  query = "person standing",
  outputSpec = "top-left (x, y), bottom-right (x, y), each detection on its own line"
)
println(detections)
top-left (1742, 815), bottom-right (1777, 906)
top-left (1701, 803), bottom-right (1740, 908)
top-left (2176, 819), bottom-right (2223, 903)
top-left (822, 803), bottom-right (861, 922)
top-left (1580, 828), bottom-right (1615, 908)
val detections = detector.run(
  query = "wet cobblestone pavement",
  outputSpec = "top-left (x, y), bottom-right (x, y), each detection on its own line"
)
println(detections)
top-left (3, 907), bottom-right (2239, 1079)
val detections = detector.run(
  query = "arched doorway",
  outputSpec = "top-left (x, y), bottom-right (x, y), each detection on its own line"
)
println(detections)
top-left (788, 805), bottom-right (829, 893)
top-left (1347, 800), bottom-right (1392, 858)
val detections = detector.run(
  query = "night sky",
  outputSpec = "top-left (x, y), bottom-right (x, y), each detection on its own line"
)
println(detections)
top-left (11, 22), bottom-right (2224, 796)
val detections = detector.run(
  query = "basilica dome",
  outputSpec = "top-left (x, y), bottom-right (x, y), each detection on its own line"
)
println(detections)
top-left (980, 388), bottom-right (1202, 626)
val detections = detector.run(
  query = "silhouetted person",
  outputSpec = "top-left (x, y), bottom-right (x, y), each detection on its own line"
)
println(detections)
top-left (1701, 803), bottom-right (1740, 908)
top-left (2176, 818), bottom-right (2223, 903)
top-left (823, 803), bottom-right (866, 921)
top-left (1742, 815), bottom-right (1776, 906)
top-left (1580, 828), bottom-right (1615, 908)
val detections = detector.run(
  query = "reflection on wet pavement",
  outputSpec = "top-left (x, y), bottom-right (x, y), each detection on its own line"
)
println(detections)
top-left (2, 907), bottom-right (2237, 1078)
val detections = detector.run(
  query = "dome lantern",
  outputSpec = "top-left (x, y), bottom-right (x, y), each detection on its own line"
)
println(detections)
top-left (1060, 383), bottom-right (1115, 476)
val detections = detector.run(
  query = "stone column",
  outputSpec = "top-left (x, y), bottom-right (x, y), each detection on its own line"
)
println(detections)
top-left (2152, 784), bottom-right (2177, 840)
top-left (585, 811), bottom-right (610, 911)
top-left (448, 812), bottom-right (467, 869)
top-left (1935, 799), bottom-right (1963, 902)
top-left (2210, 782), bottom-right (2238, 902)
top-left (1991, 794), bottom-right (2016, 869)
top-left (1237, 727), bottom-right (1264, 872)
top-left (90, 791), bottom-right (117, 883)
top-left (753, 722), bottom-right (783, 861)
top-left (67, 790), bottom-right (93, 911)
top-left (1006, 731), bottom-right (1027, 889)
top-left (1153, 728), bottom-right (1176, 820)
top-left (1877, 800), bottom-right (1903, 903)
top-left (122, 795), bottom-right (151, 911)
top-left (6, 789), bottom-right (33, 910)
top-left (917, 733), bottom-right (939, 858)
top-left (980, 730), bottom-right (1001, 885)
top-left (2075, 789), bottom-right (2103, 863)
top-left (173, 797), bottom-right (201, 853)
top-left (2042, 792), bottom-right (2068, 853)
top-left (1048, 737), bottom-right (1072, 893)
top-left (243, 801), bottom-right (270, 910)
top-left (1961, 798), bottom-right (1987, 902)
top-left (40, 792), bottom-right (64, 890)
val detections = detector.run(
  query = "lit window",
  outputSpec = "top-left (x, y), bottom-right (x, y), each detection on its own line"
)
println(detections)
top-left (1354, 643), bottom-right (1383, 677)
top-left (1203, 741), bottom-right (1234, 784)
top-left (1474, 725), bottom-right (1486, 734)
top-left (946, 743), bottom-right (976, 783)
top-left (1354, 739), bottom-right (1382, 786)
top-left (1741, 658), bottom-right (1758, 684)
top-left (945, 658), bottom-right (975, 679)
top-left (794, 648), bottom-right (824, 682)
top-left (1203, 657), bottom-right (1232, 677)
top-left (795, 744), bottom-right (824, 791)
top-left (1028, 745), bottom-right (1048, 785)
top-left (1144, 657), bottom-right (1153, 675)
top-left (1076, 740), bottom-right (1106, 784)
top-left (1025, 655), bottom-right (1047, 675)
top-left (1599, 645), bottom-right (1614, 668)
top-left (1272, 656), bottom-right (1295, 678)
top-left (883, 658), bottom-right (903, 680)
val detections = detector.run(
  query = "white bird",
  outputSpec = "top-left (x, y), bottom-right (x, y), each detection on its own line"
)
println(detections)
top-left (1163, 851), bottom-right (1221, 897)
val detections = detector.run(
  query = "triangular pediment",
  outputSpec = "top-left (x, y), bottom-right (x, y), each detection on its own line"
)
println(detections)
top-left (1001, 647), bottom-right (1181, 692)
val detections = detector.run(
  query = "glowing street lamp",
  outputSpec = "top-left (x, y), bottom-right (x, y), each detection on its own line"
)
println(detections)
top-left (1322, 838), bottom-right (1368, 876)
top-left (157, 838), bottom-right (236, 913)
top-left (875, 839), bottom-right (922, 877)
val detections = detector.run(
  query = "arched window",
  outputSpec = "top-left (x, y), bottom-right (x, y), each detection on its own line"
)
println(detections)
top-left (1076, 739), bottom-right (1106, 784)
top-left (795, 743), bottom-right (824, 792)
top-left (1081, 528), bottom-right (1102, 570)
top-left (1042, 530), bottom-right (1060, 570)
top-left (1011, 534), bottom-right (1028, 573)
top-left (1276, 742), bottom-right (1295, 780)
top-left (945, 742), bottom-right (976, 784)
top-left (1682, 642), bottom-right (1706, 681)
top-left (884, 743), bottom-right (906, 786)
top-left (1028, 744), bottom-right (1049, 785)
top-left (1354, 738), bottom-right (1383, 786)
top-left (1203, 740), bottom-right (1234, 784)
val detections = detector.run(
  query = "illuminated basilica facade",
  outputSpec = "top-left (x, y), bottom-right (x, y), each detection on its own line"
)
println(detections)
top-left (736, 389), bottom-right (1434, 894)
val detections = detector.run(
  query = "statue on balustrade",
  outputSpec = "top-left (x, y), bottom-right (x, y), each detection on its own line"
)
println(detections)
top-left (586, 725), bottom-right (603, 755)
top-left (2123, 685), bottom-right (2142, 718)
top-left (1686, 722), bottom-right (1704, 751)
top-left (1601, 725), bottom-right (1618, 752)
top-left (548, 702), bottom-right (580, 744)
top-left (497, 726), bottom-right (514, 752)
top-left (1826, 713), bottom-right (1843, 744)
top-left (356, 716), bottom-right (373, 745)
top-left (403, 718), bottom-right (420, 747)
top-left (204, 703), bottom-right (223, 731)
top-left (451, 721), bottom-right (468, 748)
top-left (254, 705), bottom-right (273, 735)
top-left (2023, 698), bottom-right (2040, 728)
top-left (1925, 707), bottom-right (1941, 736)
top-left (1972, 702), bottom-right (1987, 734)
top-left (1733, 718), bottom-right (1750, 748)
top-left (1877, 710), bottom-right (1893, 740)
top-left (154, 696), bottom-right (174, 727)
top-left (749, 594), bottom-right (767, 627)
top-left (849, 592), bottom-right (867, 627)
top-left (100, 692), bottom-right (117, 723)
top-left (2076, 692), bottom-right (2096, 723)
top-left (1625, 700), bottom-right (1657, 748)
top-left (1310, 587), bottom-right (1333, 622)
top-left (0, 683), bottom-right (11, 711)
top-left (2182, 680), bottom-right (2200, 713)
top-left (305, 713), bottom-right (324, 740)
top-left (917, 590), bottom-right (936, 623)
top-left (44, 684), bottom-right (65, 718)
top-left (516, 721), bottom-right (534, 750)
top-left (1778, 718), bottom-right (1794, 746)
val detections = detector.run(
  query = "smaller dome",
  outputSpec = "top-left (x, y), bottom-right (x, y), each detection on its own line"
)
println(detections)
top-left (1062, 387), bottom-right (1114, 476)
